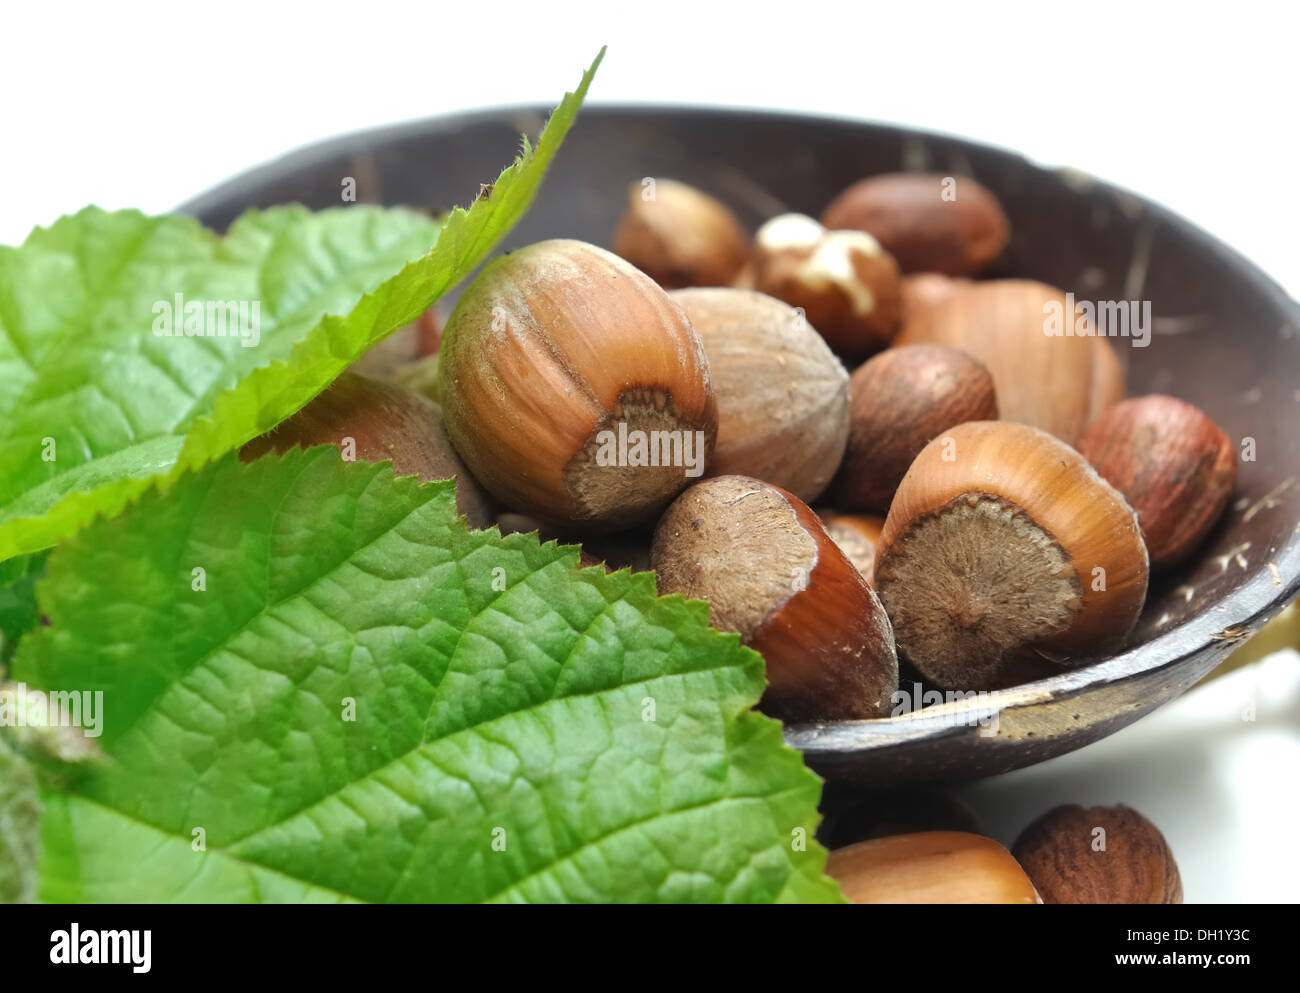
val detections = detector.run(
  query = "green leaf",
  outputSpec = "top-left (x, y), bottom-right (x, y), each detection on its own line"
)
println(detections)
top-left (0, 49), bottom-right (603, 562)
top-left (14, 447), bottom-right (841, 903)
top-left (0, 553), bottom-right (44, 664)
top-left (0, 733), bottom-right (41, 904)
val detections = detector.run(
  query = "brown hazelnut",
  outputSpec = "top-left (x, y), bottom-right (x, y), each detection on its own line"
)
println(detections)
top-left (1012, 804), bottom-right (1183, 904)
top-left (829, 344), bottom-right (998, 514)
top-left (826, 831), bottom-right (1041, 904)
top-left (668, 287), bottom-right (850, 502)
top-left (1079, 395), bottom-right (1237, 568)
top-left (437, 239), bottom-right (718, 530)
top-left (821, 172), bottom-right (1010, 276)
top-left (750, 213), bottom-right (901, 363)
top-left (612, 178), bottom-right (748, 288)
top-left (895, 278), bottom-right (1124, 445)
top-left (817, 511), bottom-right (885, 583)
top-left (241, 372), bottom-right (494, 529)
top-left (651, 475), bottom-right (898, 721)
top-left (873, 421), bottom-right (1149, 689)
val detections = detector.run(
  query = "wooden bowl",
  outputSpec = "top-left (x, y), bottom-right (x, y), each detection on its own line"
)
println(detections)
top-left (182, 107), bottom-right (1300, 787)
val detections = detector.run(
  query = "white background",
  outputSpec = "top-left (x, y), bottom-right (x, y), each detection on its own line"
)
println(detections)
top-left (3, 0), bottom-right (1297, 902)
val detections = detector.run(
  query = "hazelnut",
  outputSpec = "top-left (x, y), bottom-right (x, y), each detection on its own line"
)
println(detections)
top-left (821, 172), bottom-right (1010, 276)
top-left (1012, 804), bottom-right (1183, 904)
top-left (826, 831), bottom-right (1041, 904)
top-left (241, 372), bottom-right (494, 529)
top-left (873, 421), bottom-right (1149, 689)
top-left (817, 511), bottom-right (885, 583)
top-left (612, 178), bottom-right (748, 288)
top-left (750, 213), bottom-right (901, 363)
top-left (668, 287), bottom-right (850, 502)
top-left (895, 278), bottom-right (1124, 445)
top-left (651, 475), bottom-right (898, 722)
top-left (1079, 395), bottom-right (1237, 568)
top-left (829, 344), bottom-right (998, 514)
top-left (437, 239), bottom-right (718, 530)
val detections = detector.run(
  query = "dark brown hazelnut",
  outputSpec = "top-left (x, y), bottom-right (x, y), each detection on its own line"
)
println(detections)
top-left (1012, 804), bottom-right (1183, 904)
top-left (1078, 395), bottom-right (1237, 568)
top-left (821, 172), bottom-right (1009, 276)
top-left (829, 344), bottom-right (998, 514)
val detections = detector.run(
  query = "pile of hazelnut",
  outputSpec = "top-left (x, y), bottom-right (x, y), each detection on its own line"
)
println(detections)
top-left (254, 171), bottom-right (1238, 727)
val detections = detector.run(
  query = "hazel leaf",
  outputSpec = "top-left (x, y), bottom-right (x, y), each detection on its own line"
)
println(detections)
top-left (0, 49), bottom-right (603, 562)
top-left (12, 447), bottom-right (841, 904)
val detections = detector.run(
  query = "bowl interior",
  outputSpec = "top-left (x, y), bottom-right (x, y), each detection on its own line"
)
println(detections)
top-left (182, 106), bottom-right (1300, 786)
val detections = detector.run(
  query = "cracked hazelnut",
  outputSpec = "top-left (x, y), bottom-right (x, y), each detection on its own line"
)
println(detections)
top-left (612, 178), bottom-right (748, 288)
top-left (829, 344), bottom-right (998, 514)
top-left (821, 172), bottom-right (1009, 276)
top-left (668, 287), bottom-right (850, 502)
top-left (873, 421), bottom-right (1149, 689)
top-left (1012, 804), bottom-right (1183, 904)
top-left (651, 475), bottom-right (898, 722)
top-left (1079, 395), bottom-right (1237, 568)
top-left (437, 239), bottom-right (718, 530)
top-left (750, 213), bottom-right (901, 363)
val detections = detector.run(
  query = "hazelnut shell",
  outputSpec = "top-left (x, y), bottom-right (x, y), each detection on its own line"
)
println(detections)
top-left (437, 239), bottom-right (718, 530)
top-left (874, 421), bottom-right (1149, 689)
top-left (1079, 395), bottom-right (1237, 568)
top-left (1012, 804), bottom-right (1183, 904)
top-left (669, 287), bottom-right (850, 502)
top-left (651, 475), bottom-right (898, 721)
top-left (821, 173), bottom-right (1009, 276)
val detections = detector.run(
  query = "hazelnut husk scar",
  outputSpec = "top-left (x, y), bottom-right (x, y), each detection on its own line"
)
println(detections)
top-left (652, 475), bottom-right (898, 722)
top-left (437, 239), bottom-right (718, 530)
top-left (873, 421), bottom-right (1148, 690)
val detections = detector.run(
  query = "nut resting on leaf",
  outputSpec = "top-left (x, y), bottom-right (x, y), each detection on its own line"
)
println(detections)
top-left (826, 831), bottom-right (1041, 904)
top-left (669, 287), bottom-right (850, 502)
top-left (895, 278), bottom-right (1124, 445)
top-left (750, 213), bottom-right (901, 363)
top-left (821, 172), bottom-right (1010, 276)
top-left (241, 372), bottom-right (494, 529)
top-left (437, 239), bottom-right (718, 530)
top-left (1012, 804), bottom-right (1183, 904)
top-left (873, 421), bottom-right (1149, 689)
top-left (651, 475), bottom-right (898, 722)
top-left (1079, 394), bottom-right (1237, 568)
top-left (829, 344), bottom-right (998, 514)
top-left (612, 178), bottom-right (748, 289)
